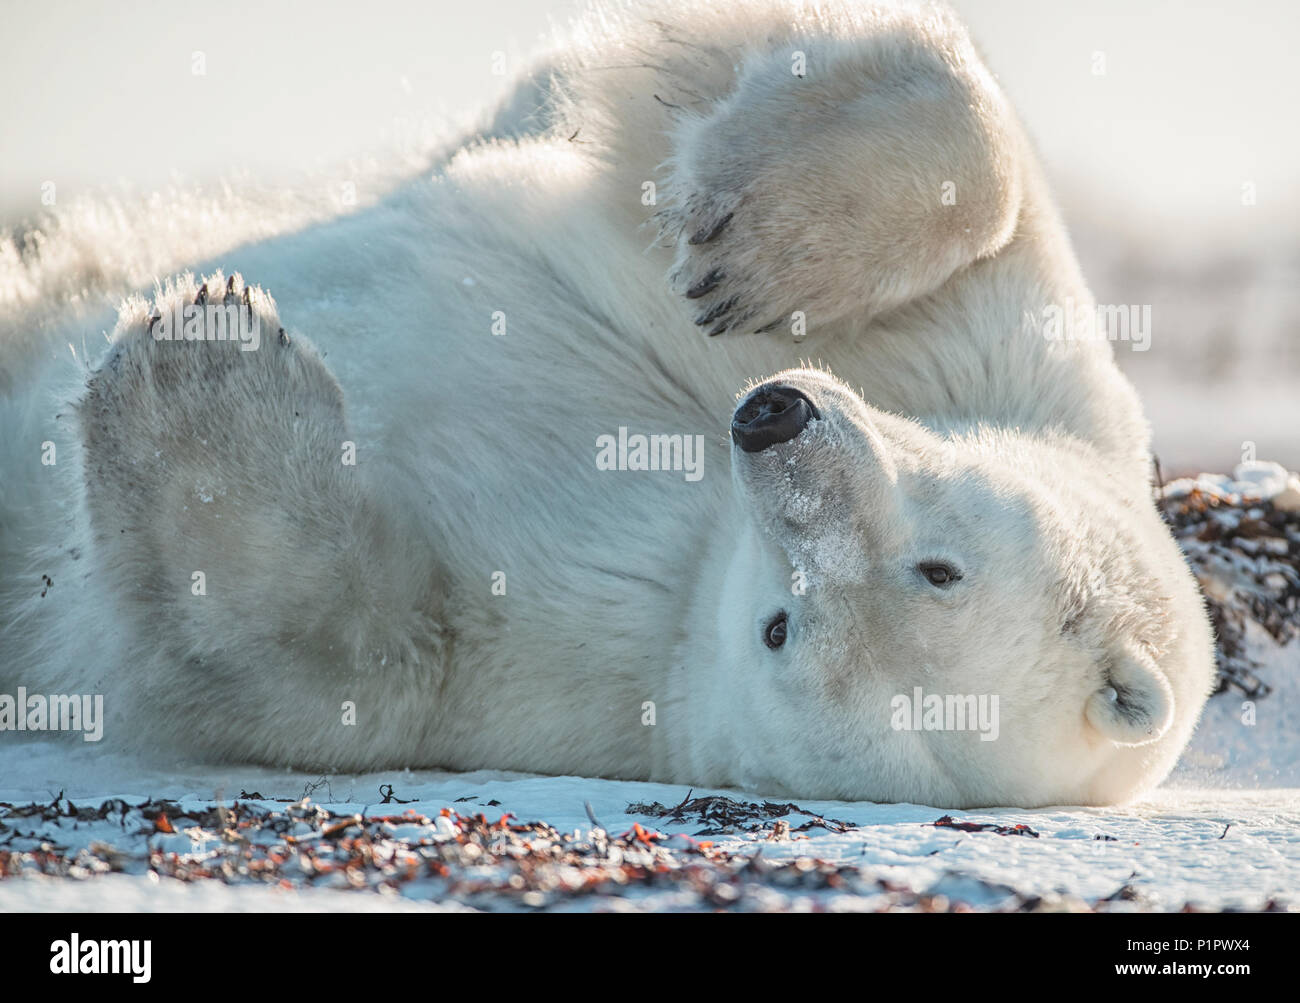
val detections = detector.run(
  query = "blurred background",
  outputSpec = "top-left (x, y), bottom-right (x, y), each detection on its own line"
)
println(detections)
top-left (3, 0), bottom-right (1296, 472)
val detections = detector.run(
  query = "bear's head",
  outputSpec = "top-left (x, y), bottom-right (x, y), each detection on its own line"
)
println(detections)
top-left (703, 367), bottom-right (1215, 808)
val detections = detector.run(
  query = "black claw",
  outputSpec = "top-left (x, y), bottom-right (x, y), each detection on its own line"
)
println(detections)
top-left (695, 296), bottom-right (738, 327)
top-left (754, 317), bottom-right (784, 334)
top-left (686, 268), bottom-right (724, 299)
top-left (707, 319), bottom-right (730, 337)
top-left (278, 327), bottom-right (290, 346)
top-left (242, 286), bottom-right (252, 305)
top-left (688, 211), bottom-right (733, 245)
top-left (194, 283), bottom-right (208, 305)
top-left (226, 275), bottom-right (236, 295)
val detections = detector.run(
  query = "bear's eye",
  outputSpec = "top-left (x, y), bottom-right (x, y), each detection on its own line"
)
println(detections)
top-left (919, 562), bottom-right (962, 587)
top-left (763, 612), bottom-right (788, 649)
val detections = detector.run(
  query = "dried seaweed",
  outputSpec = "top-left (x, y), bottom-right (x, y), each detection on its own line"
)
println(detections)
top-left (929, 815), bottom-right (1040, 838)
top-left (1163, 486), bottom-right (1299, 698)
top-left (626, 792), bottom-right (856, 835)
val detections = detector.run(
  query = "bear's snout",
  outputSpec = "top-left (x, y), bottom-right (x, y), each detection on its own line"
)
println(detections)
top-left (731, 384), bottom-right (820, 453)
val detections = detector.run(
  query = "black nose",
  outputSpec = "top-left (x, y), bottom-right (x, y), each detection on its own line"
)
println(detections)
top-left (731, 385), bottom-right (821, 453)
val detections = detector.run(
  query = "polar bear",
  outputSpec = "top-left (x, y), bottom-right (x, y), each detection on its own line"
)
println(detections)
top-left (0, 0), bottom-right (1214, 808)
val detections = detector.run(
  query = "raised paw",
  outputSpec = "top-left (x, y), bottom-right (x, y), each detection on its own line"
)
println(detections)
top-left (75, 270), bottom-right (445, 763)
top-left (657, 16), bottom-right (1022, 336)
top-left (661, 189), bottom-right (785, 337)
top-left (79, 271), bottom-right (350, 602)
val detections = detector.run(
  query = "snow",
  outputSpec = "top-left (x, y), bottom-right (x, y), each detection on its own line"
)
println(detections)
top-left (1174, 621), bottom-right (1300, 787)
top-left (1164, 461), bottom-right (1300, 510)
top-left (1, 711), bottom-right (1296, 912)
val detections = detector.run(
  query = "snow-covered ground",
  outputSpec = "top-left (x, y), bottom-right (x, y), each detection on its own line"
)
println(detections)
top-left (0, 741), bottom-right (1295, 912)
top-left (2, 466), bottom-right (1297, 913)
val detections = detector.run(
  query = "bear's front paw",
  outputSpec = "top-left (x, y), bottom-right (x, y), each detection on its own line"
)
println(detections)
top-left (661, 191), bottom-right (790, 337)
top-left (655, 47), bottom-right (874, 339)
top-left (656, 28), bottom-right (1022, 338)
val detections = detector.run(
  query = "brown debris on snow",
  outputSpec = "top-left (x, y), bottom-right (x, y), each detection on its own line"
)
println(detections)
top-left (0, 792), bottom-right (1129, 911)
top-left (0, 791), bottom-right (1081, 911)
top-left (1161, 475), bottom-right (1300, 698)
top-left (625, 792), bottom-right (856, 835)
top-left (929, 815), bottom-right (1040, 838)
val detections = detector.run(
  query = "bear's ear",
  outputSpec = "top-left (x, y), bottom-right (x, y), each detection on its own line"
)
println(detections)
top-left (1085, 647), bottom-right (1174, 746)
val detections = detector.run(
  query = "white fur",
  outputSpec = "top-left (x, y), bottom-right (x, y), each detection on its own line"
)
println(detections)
top-left (0, 0), bottom-right (1214, 807)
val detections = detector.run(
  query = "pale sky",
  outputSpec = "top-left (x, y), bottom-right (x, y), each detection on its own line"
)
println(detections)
top-left (951, 0), bottom-right (1298, 225)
